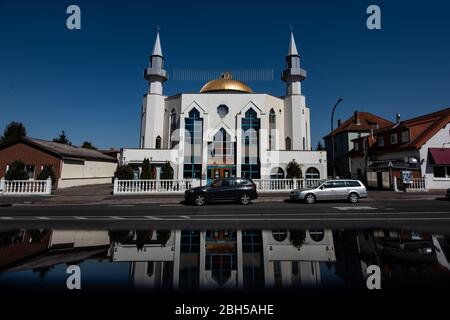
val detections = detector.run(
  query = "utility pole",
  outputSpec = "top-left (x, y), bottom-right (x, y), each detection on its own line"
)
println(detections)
top-left (331, 98), bottom-right (344, 178)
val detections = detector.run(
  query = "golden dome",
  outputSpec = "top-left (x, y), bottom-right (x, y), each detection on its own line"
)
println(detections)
top-left (200, 72), bottom-right (253, 93)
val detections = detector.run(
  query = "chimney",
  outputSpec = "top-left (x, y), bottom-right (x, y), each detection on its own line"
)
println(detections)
top-left (396, 113), bottom-right (401, 124)
top-left (354, 111), bottom-right (360, 125)
top-left (337, 119), bottom-right (342, 127)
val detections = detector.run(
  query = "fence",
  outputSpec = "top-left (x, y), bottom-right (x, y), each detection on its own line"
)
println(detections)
top-left (406, 178), bottom-right (427, 192)
top-left (0, 178), bottom-right (52, 195)
top-left (113, 179), bottom-right (199, 194)
top-left (113, 178), bottom-right (325, 194)
top-left (252, 179), bottom-right (324, 192)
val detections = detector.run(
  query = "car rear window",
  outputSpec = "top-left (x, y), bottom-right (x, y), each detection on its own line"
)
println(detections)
top-left (346, 181), bottom-right (361, 187)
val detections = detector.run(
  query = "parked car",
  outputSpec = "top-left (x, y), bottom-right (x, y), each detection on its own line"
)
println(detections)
top-left (446, 188), bottom-right (450, 200)
top-left (290, 179), bottom-right (368, 204)
top-left (185, 178), bottom-right (258, 206)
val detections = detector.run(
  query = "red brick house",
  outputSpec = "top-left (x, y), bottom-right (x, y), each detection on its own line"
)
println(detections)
top-left (0, 137), bottom-right (118, 188)
top-left (349, 107), bottom-right (450, 190)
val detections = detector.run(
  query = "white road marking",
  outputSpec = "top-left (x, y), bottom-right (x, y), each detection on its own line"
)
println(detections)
top-left (74, 216), bottom-right (88, 220)
top-left (108, 204), bottom-right (135, 207)
top-left (333, 206), bottom-right (377, 211)
top-left (0, 217), bottom-right (13, 220)
top-left (36, 216), bottom-right (50, 220)
top-left (179, 215), bottom-right (190, 219)
top-left (110, 216), bottom-right (125, 220)
top-left (145, 216), bottom-right (162, 220)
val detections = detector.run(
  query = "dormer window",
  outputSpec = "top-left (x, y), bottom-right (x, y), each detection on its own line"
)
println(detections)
top-left (390, 134), bottom-right (398, 144)
top-left (401, 130), bottom-right (409, 143)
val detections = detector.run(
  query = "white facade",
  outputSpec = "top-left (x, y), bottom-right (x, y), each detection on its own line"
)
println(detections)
top-left (112, 229), bottom-right (336, 290)
top-left (59, 159), bottom-right (117, 188)
top-left (122, 32), bottom-right (327, 184)
top-left (420, 122), bottom-right (450, 189)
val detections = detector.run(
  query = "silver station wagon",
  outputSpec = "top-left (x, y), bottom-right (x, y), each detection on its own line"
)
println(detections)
top-left (290, 179), bottom-right (368, 204)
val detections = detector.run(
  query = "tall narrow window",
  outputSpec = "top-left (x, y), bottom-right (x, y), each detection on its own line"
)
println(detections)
top-left (155, 136), bottom-right (162, 149)
top-left (285, 137), bottom-right (292, 150)
top-left (241, 108), bottom-right (260, 179)
top-left (269, 109), bottom-right (276, 150)
top-left (209, 128), bottom-right (234, 165)
top-left (170, 109), bottom-right (178, 148)
top-left (184, 108), bottom-right (203, 179)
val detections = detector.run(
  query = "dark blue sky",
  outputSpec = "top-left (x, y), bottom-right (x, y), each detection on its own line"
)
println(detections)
top-left (1, 0), bottom-right (449, 149)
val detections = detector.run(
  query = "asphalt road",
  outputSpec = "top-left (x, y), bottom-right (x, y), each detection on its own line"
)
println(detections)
top-left (0, 198), bottom-right (449, 231)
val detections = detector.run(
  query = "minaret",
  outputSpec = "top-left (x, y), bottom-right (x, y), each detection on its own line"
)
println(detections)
top-left (140, 31), bottom-right (168, 148)
top-left (144, 31), bottom-right (168, 94)
top-left (281, 32), bottom-right (306, 95)
top-left (282, 32), bottom-right (311, 150)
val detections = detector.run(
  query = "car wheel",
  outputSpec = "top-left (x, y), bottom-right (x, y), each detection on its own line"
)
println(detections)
top-left (194, 194), bottom-right (206, 206)
top-left (240, 193), bottom-right (251, 205)
top-left (348, 192), bottom-right (359, 203)
top-left (304, 193), bottom-right (316, 204)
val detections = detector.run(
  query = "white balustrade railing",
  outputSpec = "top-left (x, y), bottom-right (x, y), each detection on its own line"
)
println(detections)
top-left (0, 178), bottom-right (52, 195)
top-left (253, 178), bottom-right (325, 192)
top-left (407, 178), bottom-right (427, 192)
top-left (113, 178), bottom-right (326, 194)
top-left (114, 179), bottom-right (199, 194)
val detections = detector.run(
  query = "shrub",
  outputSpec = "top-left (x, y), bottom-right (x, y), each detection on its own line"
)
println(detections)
top-left (37, 165), bottom-right (56, 185)
top-left (286, 159), bottom-right (303, 178)
top-left (5, 160), bottom-right (27, 180)
top-left (140, 158), bottom-right (152, 179)
top-left (114, 165), bottom-right (134, 180)
top-left (160, 162), bottom-right (174, 179)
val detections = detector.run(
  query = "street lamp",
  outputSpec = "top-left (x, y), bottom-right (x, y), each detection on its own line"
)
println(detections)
top-left (331, 98), bottom-right (344, 178)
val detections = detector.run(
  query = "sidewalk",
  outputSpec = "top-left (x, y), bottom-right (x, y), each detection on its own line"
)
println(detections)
top-left (0, 184), bottom-right (447, 207)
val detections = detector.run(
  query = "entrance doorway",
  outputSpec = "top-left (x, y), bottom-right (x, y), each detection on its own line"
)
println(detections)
top-left (207, 166), bottom-right (236, 182)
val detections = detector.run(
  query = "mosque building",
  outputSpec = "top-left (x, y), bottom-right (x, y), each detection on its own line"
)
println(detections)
top-left (120, 32), bottom-right (327, 183)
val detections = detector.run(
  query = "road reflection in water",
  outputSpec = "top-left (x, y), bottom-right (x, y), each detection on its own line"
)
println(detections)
top-left (0, 228), bottom-right (449, 291)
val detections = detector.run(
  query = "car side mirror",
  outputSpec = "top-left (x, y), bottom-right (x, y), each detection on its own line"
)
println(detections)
top-left (319, 186), bottom-right (324, 190)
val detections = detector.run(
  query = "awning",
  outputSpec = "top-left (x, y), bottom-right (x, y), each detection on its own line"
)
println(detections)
top-left (429, 148), bottom-right (450, 165)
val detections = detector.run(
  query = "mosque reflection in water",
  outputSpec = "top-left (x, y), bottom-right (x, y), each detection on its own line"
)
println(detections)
top-left (0, 228), bottom-right (449, 290)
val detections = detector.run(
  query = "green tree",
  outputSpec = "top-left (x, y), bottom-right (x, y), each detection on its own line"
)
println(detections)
top-left (114, 165), bottom-right (134, 180)
top-left (289, 230), bottom-right (306, 250)
top-left (5, 160), bottom-right (28, 180)
top-left (81, 141), bottom-right (97, 150)
top-left (316, 141), bottom-right (324, 151)
top-left (53, 130), bottom-right (71, 145)
top-left (286, 159), bottom-right (303, 178)
top-left (37, 165), bottom-right (57, 185)
top-left (140, 158), bottom-right (153, 179)
top-left (0, 122), bottom-right (26, 145)
top-left (160, 161), bottom-right (173, 179)
top-left (156, 230), bottom-right (171, 247)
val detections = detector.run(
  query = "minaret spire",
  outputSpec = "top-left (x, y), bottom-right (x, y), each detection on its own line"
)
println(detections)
top-left (152, 31), bottom-right (163, 57)
top-left (288, 32), bottom-right (298, 56)
top-left (281, 31), bottom-right (306, 95)
top-left (144, 30), bottom-right (168, 95)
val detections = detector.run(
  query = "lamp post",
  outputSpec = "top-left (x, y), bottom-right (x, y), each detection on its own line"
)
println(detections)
top-left (331, 98), bottom-right (344, 178)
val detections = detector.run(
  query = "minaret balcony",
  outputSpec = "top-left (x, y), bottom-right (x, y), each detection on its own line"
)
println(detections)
top-left (281, 68), bottom-right (307, 82)
top-left (144, 68), bottom-right (168, 81)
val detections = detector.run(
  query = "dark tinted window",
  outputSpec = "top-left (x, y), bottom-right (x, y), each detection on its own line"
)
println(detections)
top-left (346, 181), bottom-right (361, 187)
top-left (239, 179), bottom-right (253, 186)
top-left (333, 181), bottom-right (347, 188)
top-left (322, 182), bottom-right (333, 189)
